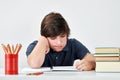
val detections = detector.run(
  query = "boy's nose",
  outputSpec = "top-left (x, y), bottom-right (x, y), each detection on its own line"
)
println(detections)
top-left (56, 38), bottom-right (62, 45)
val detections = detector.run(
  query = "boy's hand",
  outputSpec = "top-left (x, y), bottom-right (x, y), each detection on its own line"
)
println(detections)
top-left (73, 59), bottom-right (93, 71)
top-left (45, 39), bottom-right (50, 54)
top-left (39, 36), bottom-right (50, 54)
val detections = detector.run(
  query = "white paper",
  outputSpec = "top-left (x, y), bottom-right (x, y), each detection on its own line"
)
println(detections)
top-left (21, 67), bottom-right (51, 73)
top-left (22, 66), bottom-right (80, 74)
top-left (52, 66), bottom-right (78, 71)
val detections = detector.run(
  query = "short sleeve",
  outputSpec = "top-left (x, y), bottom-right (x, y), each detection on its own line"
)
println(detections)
top-left (71, 39), bottom-right (90, 59)
top-left (26, 40), bottom-right (38, 57)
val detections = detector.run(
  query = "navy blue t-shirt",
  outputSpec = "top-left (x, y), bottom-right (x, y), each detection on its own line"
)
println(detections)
top-left (26, 38), bottom-right (90, 67)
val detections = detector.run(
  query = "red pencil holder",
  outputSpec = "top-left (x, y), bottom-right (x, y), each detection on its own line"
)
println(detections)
top-left (5, 54), bottom-right (18, 75)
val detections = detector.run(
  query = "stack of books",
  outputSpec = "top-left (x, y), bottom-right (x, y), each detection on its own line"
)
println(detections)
top-left (94, 47), bottom-right (120, 72)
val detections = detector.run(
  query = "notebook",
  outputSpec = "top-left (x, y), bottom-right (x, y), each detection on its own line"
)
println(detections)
top-left (22, 66), bottom-right (80, 74)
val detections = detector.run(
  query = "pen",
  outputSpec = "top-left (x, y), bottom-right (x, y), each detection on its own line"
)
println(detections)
top-left (27, 72), bottom-right (44, 76)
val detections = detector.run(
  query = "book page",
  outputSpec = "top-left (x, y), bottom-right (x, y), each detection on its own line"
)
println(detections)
top-left (21, 67), bottom-right (51, 73)
top-left (52, 66), bottom-right (80, 71)
top-left (21, 66), bottom-right (80, 74)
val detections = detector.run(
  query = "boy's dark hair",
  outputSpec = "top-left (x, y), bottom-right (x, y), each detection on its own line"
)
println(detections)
top-left (41, 12), bottom-right (70, 37)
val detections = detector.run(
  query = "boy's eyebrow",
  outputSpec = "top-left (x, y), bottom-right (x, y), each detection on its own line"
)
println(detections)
top-left (60, 33), bottom-right (67, 36)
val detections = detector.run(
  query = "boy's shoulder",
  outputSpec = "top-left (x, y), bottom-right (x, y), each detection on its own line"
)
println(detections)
top-left (67, 38), bottom-right (81, 45)
top-left (32, 40), bottom-right (38, 43)
top-left (29, 40), bottom-right (38, 46)
top-left (68, 38), bottom-right (79, 43)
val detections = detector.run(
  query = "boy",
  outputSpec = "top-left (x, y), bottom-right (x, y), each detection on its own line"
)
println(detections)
top-left (26, 12), bottom-right (95, 71)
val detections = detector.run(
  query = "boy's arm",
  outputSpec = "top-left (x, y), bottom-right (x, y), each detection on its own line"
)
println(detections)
top-left (75, 53), bottom-right (96, 71)
top-left (27, 36), bottom-right (49, 68)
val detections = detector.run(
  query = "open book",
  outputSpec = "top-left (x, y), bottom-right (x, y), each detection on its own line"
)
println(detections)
top-left (52, 66), bottom-right (78, 71)
top-left (22, 66), bottom-right (79, 74)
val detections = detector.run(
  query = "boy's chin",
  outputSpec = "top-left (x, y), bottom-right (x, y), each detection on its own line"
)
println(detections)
top-left (53, 49), bottom-right (63, 52)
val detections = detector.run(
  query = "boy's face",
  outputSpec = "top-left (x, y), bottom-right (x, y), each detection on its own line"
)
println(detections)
top-left (47, 34), bottom-right (67, 52)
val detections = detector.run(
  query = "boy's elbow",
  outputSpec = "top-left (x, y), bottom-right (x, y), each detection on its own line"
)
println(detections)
top-left (27, 58), bottom-right (42, 69)
top-left (29, 63), bottom-right (41, 69)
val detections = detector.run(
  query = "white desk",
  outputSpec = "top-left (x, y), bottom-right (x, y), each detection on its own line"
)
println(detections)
top-left (0, 68), bottom-right (120, 80)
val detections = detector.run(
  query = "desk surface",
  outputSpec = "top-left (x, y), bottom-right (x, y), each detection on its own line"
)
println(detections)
top-left (0, 68), bottom-right (120, 80)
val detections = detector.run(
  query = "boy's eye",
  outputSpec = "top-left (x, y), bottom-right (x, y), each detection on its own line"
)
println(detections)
top-left (60, 35), bottom-right (65, 38)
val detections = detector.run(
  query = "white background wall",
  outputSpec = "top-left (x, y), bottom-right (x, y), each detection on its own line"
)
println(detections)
top-left (0, 0), bottom-right (120, 69)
